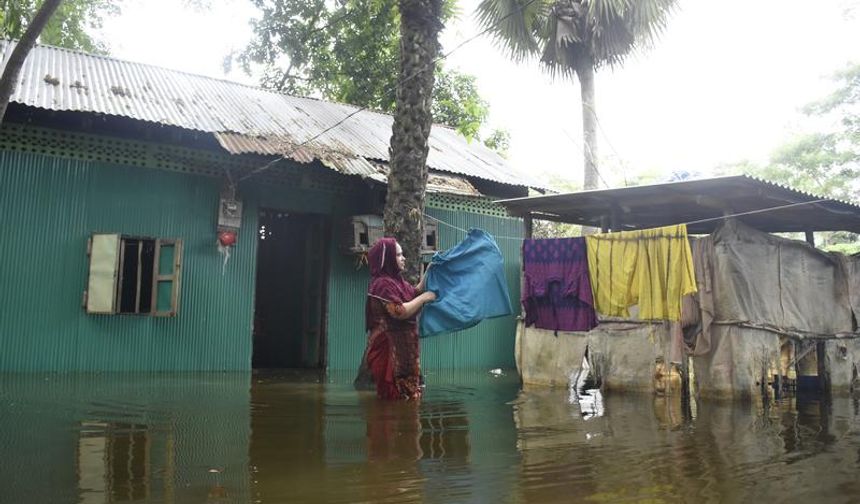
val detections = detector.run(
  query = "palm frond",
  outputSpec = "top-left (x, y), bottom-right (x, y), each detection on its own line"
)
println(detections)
top-left (586, 0), bottom-right (676, 68)
top-left (475, 0), bottom-right (549, 62)
top-left (540, 8), bottom-right (580, 80)
top-left (478, 0), bottom-right (676, 77)
top-left (628, 0), bottom-right (676, 47)
top-left (587, 0), bottom-right (632, 26)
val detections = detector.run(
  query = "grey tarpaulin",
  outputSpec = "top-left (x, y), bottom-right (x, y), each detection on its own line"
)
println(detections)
top-left (711, 219), bottom-right (853, 335)
top-left (692, 220), bottom-right (860, 397)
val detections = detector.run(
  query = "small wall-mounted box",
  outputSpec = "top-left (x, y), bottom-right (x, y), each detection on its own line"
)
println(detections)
top-left (340, 215), bottom-right (438, 255)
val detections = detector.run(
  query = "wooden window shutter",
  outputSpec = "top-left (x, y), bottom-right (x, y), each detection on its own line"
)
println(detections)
top-left (151, 239), bottom-right (183, 317)
top-left (86, 234), bottom-right (121, 314)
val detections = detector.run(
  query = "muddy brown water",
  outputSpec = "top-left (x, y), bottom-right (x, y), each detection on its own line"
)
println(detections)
top-left (1, 370), bottom-right (858, 503)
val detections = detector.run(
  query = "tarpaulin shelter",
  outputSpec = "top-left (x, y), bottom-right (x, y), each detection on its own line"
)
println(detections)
top-left (498, 176), bottom-right (860, 400)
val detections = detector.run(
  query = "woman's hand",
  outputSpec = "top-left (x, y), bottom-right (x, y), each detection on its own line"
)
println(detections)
top-left (387, 290), bottom-right (437, 320)
top-left (417, 263), bottom-right (433, 292)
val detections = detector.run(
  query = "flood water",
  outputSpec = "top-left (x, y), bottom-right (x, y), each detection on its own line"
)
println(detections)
top-left (1, 370), bottom-right (859, 504)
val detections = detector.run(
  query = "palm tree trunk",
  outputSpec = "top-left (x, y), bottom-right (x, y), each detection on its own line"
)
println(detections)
top-left (577, 57), bottom-right (599, 191)
top-left (0, 0), bottom-right (64, 124)
top-left (384, 0), bottom-right (443, 282)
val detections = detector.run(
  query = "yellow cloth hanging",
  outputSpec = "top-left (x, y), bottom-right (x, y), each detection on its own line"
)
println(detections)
top-left (585, 224), bottom-right (697, 321)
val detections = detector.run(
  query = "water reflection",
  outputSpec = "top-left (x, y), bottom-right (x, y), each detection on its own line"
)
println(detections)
top-left (78, 422), bottom-right (152, 503)
top-left (0, 373), bottom-right (250, 504)
top-left (1, 371), bottom-right (859, 503)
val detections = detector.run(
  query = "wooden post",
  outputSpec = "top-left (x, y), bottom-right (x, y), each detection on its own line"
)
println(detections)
top-left (816, 341), bottom-right (830, 397)
top-left (805, 231), bottom-right (815, 247)
top-left (523, 213), bottom-right (533, 239)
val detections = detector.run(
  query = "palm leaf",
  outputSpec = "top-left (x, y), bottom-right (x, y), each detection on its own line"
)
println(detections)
top-left (475, 0), bottom-right (549, 62)
top-left (477, 0), bottom-right (676, 76)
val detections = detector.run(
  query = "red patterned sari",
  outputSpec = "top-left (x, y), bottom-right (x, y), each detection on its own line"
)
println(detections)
top-left (360, 238), bottom-right (422, 401)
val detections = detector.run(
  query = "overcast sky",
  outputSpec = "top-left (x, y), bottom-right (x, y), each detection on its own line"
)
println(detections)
top-left (101, 0), bottom-right (860, 188)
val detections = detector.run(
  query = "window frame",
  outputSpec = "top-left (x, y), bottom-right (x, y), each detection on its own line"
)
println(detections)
top-left (150, 238), bottom-right (183, 317)
top-left (85, 234), bottom-right (183, 317)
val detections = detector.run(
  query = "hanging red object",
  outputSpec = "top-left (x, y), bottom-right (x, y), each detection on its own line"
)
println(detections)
top-left (218, 230), bottom-right (237, 247)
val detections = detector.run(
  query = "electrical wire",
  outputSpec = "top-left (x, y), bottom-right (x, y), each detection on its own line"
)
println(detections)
top-left (239, 0), bottom-right (542, 182)
top-left (423, 213), bottom-right (524, 241)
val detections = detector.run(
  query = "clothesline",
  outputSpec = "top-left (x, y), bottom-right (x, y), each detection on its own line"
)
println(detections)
top-left (423, 214), bottom-right (524, 241)
top-left (682, 199), bottom-right (829, 227)
top-left (428, 198), bottom-right (830, 242)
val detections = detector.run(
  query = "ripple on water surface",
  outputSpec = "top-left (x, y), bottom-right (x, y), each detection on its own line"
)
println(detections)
top-left (0, 371), bottom-right (858, 503)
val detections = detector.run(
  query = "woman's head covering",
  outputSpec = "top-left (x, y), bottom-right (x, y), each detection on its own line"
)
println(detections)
top-left (366, 237), bottom-right (415, 330)
top-left (368, 237), bottom-right (401, 279)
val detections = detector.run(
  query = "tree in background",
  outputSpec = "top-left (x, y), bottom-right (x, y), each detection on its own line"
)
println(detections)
top-left (0, 0), bottom-right (119, 54)
top-left (0, 0), bottom-right (64, 123)
top-left (483, 128), bottom-right (510, 156)
top-left (720, 63), bottom-right (860, 252)
top-left (755, 63), bottom-right (860, 202)
top-left (239, 0), bottom-right (403, 109)
top-left (238, 0), bottom-right (508, 152)
top-left (432, 69), bottom-right (488, 140)
top-left (532, 174), bottom-right (581, 238)
top-left (476, 0), bottom-right (676, 190)
top-left (240, 0), bottom-right (509, 276)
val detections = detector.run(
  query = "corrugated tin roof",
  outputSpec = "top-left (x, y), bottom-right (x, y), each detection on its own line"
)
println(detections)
top-left (497, 175), bottom-right (860, 233)
top-left (216, 130), bottom-right (481, 195)
top-left (0, 39), bottom-right (540, 189)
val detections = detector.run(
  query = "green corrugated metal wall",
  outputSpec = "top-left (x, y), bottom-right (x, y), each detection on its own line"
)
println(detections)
top-left (324, 205), bottom-right (523, 371)
top-left (0, 149), bottom-right (258, 371)
top-left (1, 124), bottom-right (523, 373)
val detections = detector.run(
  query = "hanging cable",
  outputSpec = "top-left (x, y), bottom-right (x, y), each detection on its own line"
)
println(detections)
top-left (581, 101), bottom-right (634, 186)
top-left (423, 213), bottom-right (525, 242)
top-left (682, 199), bottom-right (830, 227)
top-left (560, 127), bottom-right (612, 190)
top-left (565, 198), bottom-right (833, 235)
top-left (239, 0), bottom-right (542, 182)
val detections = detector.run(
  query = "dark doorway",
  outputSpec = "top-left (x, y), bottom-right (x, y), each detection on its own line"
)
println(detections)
top-left (253, 210), bottom-right (330, 369)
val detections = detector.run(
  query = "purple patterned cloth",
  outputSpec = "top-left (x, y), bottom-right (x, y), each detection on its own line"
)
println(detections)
top-left (522, 238), bottom-right (598, 332)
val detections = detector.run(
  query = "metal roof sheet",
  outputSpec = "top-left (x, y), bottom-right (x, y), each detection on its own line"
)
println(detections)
top-left (216, 131), bottom-right (480, 195)
top-left (497, 175), bottom-right (860, 233)
top-left (1, 39), bottom-right (540, 189)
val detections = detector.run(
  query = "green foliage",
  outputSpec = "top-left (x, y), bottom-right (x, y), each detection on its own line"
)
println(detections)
top-left (483, 128), bottom-right (510, 156)
top-left (240, 0), bottom-right (399, 109)
top-left (748, 63), bottom-right (860, 202)
top-left (823, 241), bottom-right (860, 255)
top-left (532, 219), bottom-right (581, 238)
top-left (432, 70), bottom-right (488, 140)
top-left (239, 0), bottom-right (493, 141)
top-left (475, 0), bottom-right (676, 78)
top-left (0, 0), bottom-right (120, 54)
top-left (735, 63), bottom-right (860, 250)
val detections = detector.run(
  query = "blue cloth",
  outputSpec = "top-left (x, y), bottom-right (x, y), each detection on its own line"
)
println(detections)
top-left (420, 228), bottom-right (513, 338)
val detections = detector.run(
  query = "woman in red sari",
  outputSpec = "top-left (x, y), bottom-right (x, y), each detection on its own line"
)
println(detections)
top-left (361, 237), bottom-right (436, 400)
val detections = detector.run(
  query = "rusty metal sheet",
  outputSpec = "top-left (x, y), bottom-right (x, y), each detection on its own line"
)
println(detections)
top-left (1, 40), bottom-right (541, 189)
